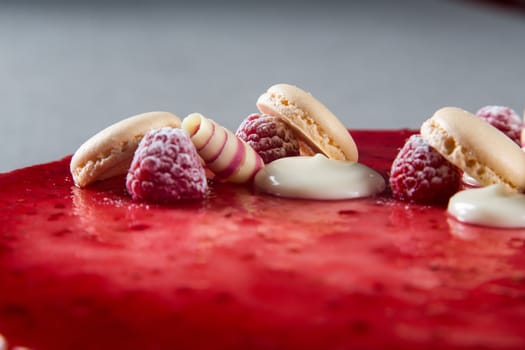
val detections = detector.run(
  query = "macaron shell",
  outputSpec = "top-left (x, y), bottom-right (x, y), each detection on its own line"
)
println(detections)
top-left (256, 84), bottom-right (358, 162)
top-left (420, 107), bottom-right (525, 191)
top-left (70, 111), bottom-right (181, 188)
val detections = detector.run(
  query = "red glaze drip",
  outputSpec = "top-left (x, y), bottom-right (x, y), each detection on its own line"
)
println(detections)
top-left (1, 130), bottom-right (525, 350)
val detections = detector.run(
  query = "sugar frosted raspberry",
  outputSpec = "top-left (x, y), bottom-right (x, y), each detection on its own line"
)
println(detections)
top-left (389, 134), bottom-right (461, 204)
top-left (126, 127), bottom-right (208, 202)
top-left (235, 113), bottom-right (299, 164)
top-left (476, 105), bottom-right (522, 145)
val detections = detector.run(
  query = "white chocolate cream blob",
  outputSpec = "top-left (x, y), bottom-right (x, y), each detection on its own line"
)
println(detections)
top-left (448, 184), bottom-right (525, 228)
top-left (254, 154), bottom-right (385, 200)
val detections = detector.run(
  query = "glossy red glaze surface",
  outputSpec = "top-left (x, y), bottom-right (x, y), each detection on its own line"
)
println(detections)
top-left (1, 130), bottom-right (525, 350)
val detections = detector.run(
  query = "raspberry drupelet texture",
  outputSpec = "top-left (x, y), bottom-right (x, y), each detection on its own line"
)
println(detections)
top-left (126, 127), bottom-right (208, 203)
top-left (476, 105), bottom-right (522, 145)
top-left (235, 113), bottom-right (300, 164)
top-left (389, 134), bottom-right (461, 204)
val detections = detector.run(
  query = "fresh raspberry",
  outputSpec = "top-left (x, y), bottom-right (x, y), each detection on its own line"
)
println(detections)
top-left (476, 105), bottom-right (522, 145)
top-left (126, 127), bottom-right (208, 203)
top-left (389, 134), bottom-right (461, 204)
top-left (235, 113), bottom-right (299, 164)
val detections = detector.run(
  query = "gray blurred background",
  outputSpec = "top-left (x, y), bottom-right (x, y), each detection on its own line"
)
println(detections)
top-left (1, 0), bottom-right (524, 172)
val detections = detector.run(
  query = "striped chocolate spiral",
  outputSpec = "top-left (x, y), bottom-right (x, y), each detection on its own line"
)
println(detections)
top-left (182, 113), bottom-right (263, 183)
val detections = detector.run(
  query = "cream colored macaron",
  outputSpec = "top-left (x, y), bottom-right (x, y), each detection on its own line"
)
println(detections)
top-left (420, 107), bottom-right (525, 191)
top-left (256, 83), bottom-right (358, 161)
top-left (70, 111), bottom-right (181, 188)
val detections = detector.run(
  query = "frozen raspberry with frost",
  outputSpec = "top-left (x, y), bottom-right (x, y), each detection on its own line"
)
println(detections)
top-left (235, 113), bottom-right (299, 164)
top-left (476, 105), bottom-right (522, 145)
top-left (389, 134), bottom-right (461, 204)
top-left (126, 127), bottom-right (208, 202)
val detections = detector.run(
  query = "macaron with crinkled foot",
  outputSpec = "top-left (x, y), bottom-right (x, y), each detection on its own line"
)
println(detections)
top-left (256, 83), bottom-right (358, 161)
top-left (70, 111), bottom-right (181, 188)
top-left (420, 106), bottom-right (525, 191)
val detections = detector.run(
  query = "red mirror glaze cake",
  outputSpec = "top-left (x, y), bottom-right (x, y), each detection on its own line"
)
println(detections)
top-left (2, 129), bottom-right (525, 350)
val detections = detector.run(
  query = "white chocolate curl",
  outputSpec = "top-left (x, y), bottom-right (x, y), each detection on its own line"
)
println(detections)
top-left (182, 113), bottom-right (264, 183)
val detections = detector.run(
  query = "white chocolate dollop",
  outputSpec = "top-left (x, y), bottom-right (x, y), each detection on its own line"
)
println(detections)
top-left (448, 184), bottom-right (525, 228)
top-left (254, 154), bottom-right (385, 200)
